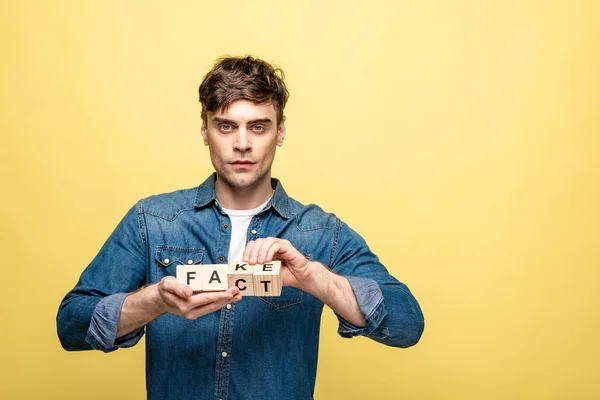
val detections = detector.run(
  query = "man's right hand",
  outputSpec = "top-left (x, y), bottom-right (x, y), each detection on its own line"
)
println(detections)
top-left (155, 276), bottom-right (241, 320)
top-left (117, 276), bottom-right (241, 338)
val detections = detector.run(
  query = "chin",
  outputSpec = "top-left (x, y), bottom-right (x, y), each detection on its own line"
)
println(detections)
top-left (222, 174), bottom-right (259, 190)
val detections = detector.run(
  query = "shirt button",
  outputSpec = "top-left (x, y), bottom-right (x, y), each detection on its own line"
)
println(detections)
top-left (251, 229), bottom-right (257, 235)
top-left (219, 256), bottom-right (225, 262)
top-left (163, 258), bottom-right (170, 264)
top-left (374, 316), bottom-right (379, 322)
top-left (187, 259), bottom-right (193, 265)
top-left (223, 224), bottom-right (229, 229)
top-left (226, 304), bottom-right (232, 310)
top-left (221, 351), bottom-right (228, 358)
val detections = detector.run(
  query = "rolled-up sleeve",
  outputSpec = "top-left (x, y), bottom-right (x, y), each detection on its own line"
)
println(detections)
top-left (336, 276), bottom-right (388, 338)
top-left (57, 204), bottom-right (147, 351)
top-left (86, 293), bottom-right (144, 352)
top-left (330, 222), bottom-right (424, 348)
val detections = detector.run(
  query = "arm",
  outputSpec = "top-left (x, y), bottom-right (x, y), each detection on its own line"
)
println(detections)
top-left (116, 279), bottom-right (240, 338)
top-left (57, 205), bottom-right (242, 351)
top-left (57, 205), bottom-right (147, 351)
top-left (243, 238), bottom-right (366, 327)
top-left (243, 223), bottom-right (424, 348)
top-left (328, 221), bottom-right (424, 348)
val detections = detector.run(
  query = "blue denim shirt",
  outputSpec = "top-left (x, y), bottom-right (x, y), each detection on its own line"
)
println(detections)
top-left (57, 174), bottom-right (424, 400)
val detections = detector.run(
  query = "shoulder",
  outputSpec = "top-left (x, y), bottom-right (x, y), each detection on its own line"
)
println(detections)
top-left (136, 187), bottom-right (198, 221)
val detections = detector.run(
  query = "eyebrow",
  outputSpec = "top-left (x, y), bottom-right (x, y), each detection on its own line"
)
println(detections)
top-left (247, 118), bottom-right (272, 125)
top-left (212, 117), bottom-right (236, 125)
top-left (211, 117), bottom-right (272, 125)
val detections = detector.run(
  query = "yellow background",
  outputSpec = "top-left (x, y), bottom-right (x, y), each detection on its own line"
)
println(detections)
top-left (1, 1), bottom-right (599, 399)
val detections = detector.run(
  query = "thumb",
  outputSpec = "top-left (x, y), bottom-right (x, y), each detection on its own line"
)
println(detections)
top-left (162, 276), bottom-right (193, 298)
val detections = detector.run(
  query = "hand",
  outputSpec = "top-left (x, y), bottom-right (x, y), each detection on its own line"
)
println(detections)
top-left (242, 237), bottom-right (313, 288)
top-left (154, 276), bottom-right (241, 320)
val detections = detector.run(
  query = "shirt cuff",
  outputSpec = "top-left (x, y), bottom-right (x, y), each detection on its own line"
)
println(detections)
top-left (85, 293), bottom-right (144, 352)
top-left (337, 276), bottom-right (388, 339)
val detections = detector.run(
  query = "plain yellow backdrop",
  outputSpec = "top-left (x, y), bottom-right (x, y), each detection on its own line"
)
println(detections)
top-left (1, 1), bottom-right (599, 399)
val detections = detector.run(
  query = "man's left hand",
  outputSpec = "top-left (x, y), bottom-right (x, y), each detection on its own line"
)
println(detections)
top-left (242, 237), bottom-right (313, 288)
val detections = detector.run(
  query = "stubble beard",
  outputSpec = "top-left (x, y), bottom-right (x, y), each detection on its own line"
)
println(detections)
top-left (218, 165), bottom-right (270, 194)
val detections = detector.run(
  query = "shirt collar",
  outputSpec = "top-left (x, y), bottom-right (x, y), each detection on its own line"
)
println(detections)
top-left (194, 173), bottom-right (291, 219)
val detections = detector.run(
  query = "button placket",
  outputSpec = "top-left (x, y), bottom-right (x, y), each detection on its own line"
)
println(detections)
top-left (248, 215), bottom-right (262, 241)
top-left (214, 290), bottom-right (235, 400)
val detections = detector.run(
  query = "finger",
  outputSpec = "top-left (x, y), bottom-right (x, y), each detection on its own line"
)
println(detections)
top-left (161, 276), bottom-right (193, 298)
top-left (185, 297), bottom-right (238, 320)
top-left (185, 291), bottom-right (243, 319)
top-left (265, 240), bottom-right (285, 264)
top-left (271, 240), bottom-right (310, 271)
top-left (187, 288), bottom-right (238, 307)
top-left (256, 237), bottom-right (278, 264)
top-left (231, 293), bottom-right (243, 302)
top-left (245, 238), bottom-right (265, 264)
top-left (162, 287), bottom-right (239, 316)
top-left (242, 240), bottom-right (256, 262)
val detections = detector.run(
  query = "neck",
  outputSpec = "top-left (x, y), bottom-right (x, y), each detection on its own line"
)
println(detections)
top-left (215, 176), bottom-right (274, 210)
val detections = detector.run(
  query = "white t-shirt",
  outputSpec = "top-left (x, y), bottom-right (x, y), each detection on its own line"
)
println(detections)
top-left (221, 197), bottom-right (271, 263)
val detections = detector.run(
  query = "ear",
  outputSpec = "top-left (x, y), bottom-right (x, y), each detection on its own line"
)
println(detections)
top-left (201, 122), bottom-right (209, 146)
top-left (277, 116), bottom-right (286, 147)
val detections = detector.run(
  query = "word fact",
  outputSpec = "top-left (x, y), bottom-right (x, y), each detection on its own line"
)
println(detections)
top-left (176, 261), bottom-right (282, 296)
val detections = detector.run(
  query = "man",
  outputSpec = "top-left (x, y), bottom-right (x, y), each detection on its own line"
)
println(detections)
top-left (57, 55), bottom-right (424, 400)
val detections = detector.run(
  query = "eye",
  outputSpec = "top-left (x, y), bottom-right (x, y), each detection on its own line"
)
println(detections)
top-left (219, 124), bottom-right (233, 133)
top-left (251, 125), bottom-right (265, 133)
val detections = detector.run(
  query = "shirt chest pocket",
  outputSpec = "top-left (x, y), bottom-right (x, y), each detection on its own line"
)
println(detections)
top-left (258, 287), bottom-right (303, 309)
top-left (155, 247), bottom-right (204, 278)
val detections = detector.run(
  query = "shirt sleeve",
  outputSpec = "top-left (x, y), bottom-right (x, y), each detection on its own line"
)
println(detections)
top-left (86, 293), bottom-right (145, 352)
top-left (330, 221), bottom-right (424, 348)
top-left (57, 204), bottom-right (147, 351)
top-left (336, 276), bottom-right (387, 338)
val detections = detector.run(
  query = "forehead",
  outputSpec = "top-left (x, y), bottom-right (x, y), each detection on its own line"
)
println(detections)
top-left (209, 99), bottom-right (277, 122)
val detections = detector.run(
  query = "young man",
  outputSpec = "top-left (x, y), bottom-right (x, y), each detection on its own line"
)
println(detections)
top-left (57, 56), bottom-right (424, 400)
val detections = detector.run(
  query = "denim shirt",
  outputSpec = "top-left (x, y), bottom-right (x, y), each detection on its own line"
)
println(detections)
top-left (57, 174), bottom-right (424, 400)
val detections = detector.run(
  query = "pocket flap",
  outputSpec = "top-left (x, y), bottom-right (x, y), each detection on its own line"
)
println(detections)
top-left (155, 247), bottom-right (204, 267)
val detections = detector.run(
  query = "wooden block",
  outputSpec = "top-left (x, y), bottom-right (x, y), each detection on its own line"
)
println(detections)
top-left (253, 261), bottom-right (282, 296)
top-left (176, 264), bottom-right (228, 292)
top-left (228, 262), bottom-right (256, 296)
top-left (201, 264), bottom-right (229, 291)
top-left (176, 265), bottom-right (203, 291)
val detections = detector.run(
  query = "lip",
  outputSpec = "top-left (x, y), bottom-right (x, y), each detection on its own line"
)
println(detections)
top-left (231, 160), bottom-right (256, 169)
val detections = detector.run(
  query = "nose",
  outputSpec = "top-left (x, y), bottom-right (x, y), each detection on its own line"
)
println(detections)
top-left (234, 128), bottom-right (251, 152)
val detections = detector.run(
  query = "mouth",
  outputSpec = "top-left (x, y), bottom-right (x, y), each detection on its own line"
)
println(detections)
top-left (230, 160), bottom-right (256, 169)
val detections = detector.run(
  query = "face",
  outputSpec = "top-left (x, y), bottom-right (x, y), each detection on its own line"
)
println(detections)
top-left (201, 99), bottom-right (286, 193)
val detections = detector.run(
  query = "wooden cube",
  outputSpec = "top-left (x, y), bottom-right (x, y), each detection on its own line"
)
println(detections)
top-left (176, 265), bottom-right (203, 291)
top-left (253, 261), bottom-right (282, 296)
top-left (228, 262), bottom-right (256, 296)
top-left (201, 264), bottom-right (229, 291)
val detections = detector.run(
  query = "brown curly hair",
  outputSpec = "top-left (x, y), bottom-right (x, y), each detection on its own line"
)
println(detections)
top-left (198, 55), bottom-right (289, 125)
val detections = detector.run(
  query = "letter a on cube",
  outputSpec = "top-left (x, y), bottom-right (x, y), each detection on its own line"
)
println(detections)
top-left (202, 264), bottom-right (229, 291)
top-left (253, 261), bottom-right (282, 296)
top-left (228, 262), bottom-right (256, 296)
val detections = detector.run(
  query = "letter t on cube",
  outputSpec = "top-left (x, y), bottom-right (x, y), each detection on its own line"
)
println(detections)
top-left (253, 261), bottom-right (282, 296)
